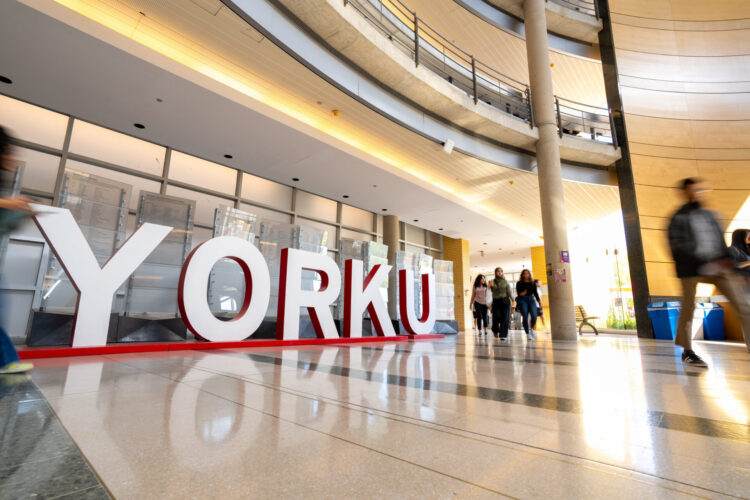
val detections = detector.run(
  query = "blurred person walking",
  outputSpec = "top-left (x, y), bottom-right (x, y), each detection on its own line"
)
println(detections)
top-left (489, 267), bottom-right (512, 339)
top-left (668, 178), bottom-right (750, 367)
top-left (0, 127), bottom-right (33, 374)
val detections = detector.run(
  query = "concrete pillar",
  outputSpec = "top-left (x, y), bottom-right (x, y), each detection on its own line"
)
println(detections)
top-left (382, 215), bottom-right (400, 319)
top-left (443, 237), bottom-right (472, 331)
top-left (523, 0), bottom-right (577, 340)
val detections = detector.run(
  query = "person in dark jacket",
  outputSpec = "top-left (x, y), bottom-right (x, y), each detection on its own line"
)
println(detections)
top-left (0, 127), bottom-right (33, 374)
top-left (668, 178), bottom-right (750, 366)
top-left (516, 269), bottom-right (540, 340)
top-left (728, 229), bottom-right (750, 278)
top-left (488, 267), bottom-right (512, 340)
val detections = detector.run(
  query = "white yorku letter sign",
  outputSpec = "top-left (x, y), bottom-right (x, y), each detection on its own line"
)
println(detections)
top-left (32, 206), bottom-right (436, 347)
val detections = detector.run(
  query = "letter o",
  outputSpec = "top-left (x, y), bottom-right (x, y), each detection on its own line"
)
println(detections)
top-left (178, 236), bottom-right (270, 342)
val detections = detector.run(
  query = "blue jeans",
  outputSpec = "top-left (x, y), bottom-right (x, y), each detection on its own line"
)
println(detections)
top-left (0, 290), bottom-right (19, 366)
top-left (516, 296), bottom-right (538, 334)
top-left (0, 328), bottom-right (19, 367)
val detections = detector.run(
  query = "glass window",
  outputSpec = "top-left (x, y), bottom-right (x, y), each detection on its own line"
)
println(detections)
top-left (405, 224), bottom-right (427, 245)
top-left (165, 185), bottom-right (233, 227)
top-left (191, 226), bottom-right (213, 250)
top-left (241, 172), bottom-right (292, 211)
top-left (295, 191), bottom-right (337, 222)
top-left (340, 228), bottom-right (373, 242)
top-left (297, 217), bottom-right (337, 250)
top-left (12, 148), bottom-right (60, 193)
top-left (429, 249), bottom-right (442, 259)
top-left (328, 249), bottom-right (338, 264)
top-left (405, 244), bottom-right (423, 254)
top-left (168, 151), bottom-right (237, 194)
top-left (64, 160), bottom-right (161, 211)
top-left (341, 204), bottom-right (373, 232)
top-left (69, 120), bottom-right (165, 176)
top-left (0, 95), bottom-right (68, 148)
top-left (240, 203), bottom-right (291, 224)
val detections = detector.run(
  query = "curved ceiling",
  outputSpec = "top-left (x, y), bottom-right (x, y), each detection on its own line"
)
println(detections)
top-left (609, 0), bottom-right (750, 296)
top-left (399, 0), bottom-right (608, 106)
top-left (4, 0), bottom-right (621, 272)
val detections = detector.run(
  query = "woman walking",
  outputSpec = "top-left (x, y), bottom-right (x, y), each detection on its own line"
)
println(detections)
top-left (728, 229), bottom-right (750, 278)
top-left (469, 275), bottom-right (489, 335)
top-left (516, 269), bottom-right (541, 340)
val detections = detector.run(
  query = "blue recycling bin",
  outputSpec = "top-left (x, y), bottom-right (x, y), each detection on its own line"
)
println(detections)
top-left (647, 302), bottom-right (681, 340)
top-left (697, 303), bottom-right (725, 341)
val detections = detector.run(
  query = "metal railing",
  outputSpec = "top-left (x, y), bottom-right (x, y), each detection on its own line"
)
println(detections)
top-left (343, 0), bottom-right (613, 144)
top-left (555, 96), bottom-right (615, 146)
top-left (547, 0), bottom-right (598, 18)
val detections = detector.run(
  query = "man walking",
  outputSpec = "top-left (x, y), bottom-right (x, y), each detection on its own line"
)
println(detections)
top-left (668, 178), bottom-right (750, 367)
top-left (489, 267), bottom-right (512, 339)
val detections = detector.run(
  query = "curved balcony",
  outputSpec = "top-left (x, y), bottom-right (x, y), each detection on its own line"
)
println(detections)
top-left (284, 0), bottom-right (618, 165)
top-left (549, 0), bottom-right (597, 17)
top-left (482, 0), bottom-right (602, 43)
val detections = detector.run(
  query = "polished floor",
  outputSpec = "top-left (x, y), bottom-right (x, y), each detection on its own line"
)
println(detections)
top-left (2, 331), bottom-right (750, 499)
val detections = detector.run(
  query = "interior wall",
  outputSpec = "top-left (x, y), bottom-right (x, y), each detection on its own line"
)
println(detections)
top-left (610, 0), bottom-right (750, 297)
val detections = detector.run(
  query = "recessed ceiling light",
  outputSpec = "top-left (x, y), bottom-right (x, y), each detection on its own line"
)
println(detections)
top-left (156, 98), bottom-right (163, 103)
top-left (343, 195), bottom-right (349, 199)
top-left (0, 76), bottom-right (12, 84)
top-left (292, 177), bottom-right (299, 182)
top-left (372, 184), bottom-right (377, 188)
top-left (381, 208), bottom-right (387, 212)
top-left (413, 219), bottom-right (418, 222)
top-left (133, 123), bottom-right (145, 129)
top-left (483, 242), bottom-right (487, 245)
top-left (438, 228), bottom-right (444, 231)
top-left (224, 154), bottom-right (233, 159)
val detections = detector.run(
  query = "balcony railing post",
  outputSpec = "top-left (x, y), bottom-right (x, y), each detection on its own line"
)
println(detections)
top-left (555, 97), bottom-right (562, 138)
top-left (414, 15), bottom-right (419, 67)
top-left (471, 56), bottom-right (478, 104)
top-left (525, 87), bottom-right (534, 128)
top-left (609, 108), bottom-right (618, 149)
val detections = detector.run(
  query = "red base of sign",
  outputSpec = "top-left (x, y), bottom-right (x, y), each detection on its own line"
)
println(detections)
top-left (17, 334), bottom-right (445, 359)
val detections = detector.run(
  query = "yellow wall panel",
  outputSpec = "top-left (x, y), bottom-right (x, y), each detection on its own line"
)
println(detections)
top-left (634, 184), bottom-right (683, 218)
top-left (697, 161), bottom-right (750, 189)
top-left (444, 237), bottom-right (472, 331)
top-left (610, 0), bottom-right (750, 21)
top-left (641, 228), bottom-right (672, 264)
top-left (645, 261), bottom-right (682, 297)
top-left (530, 245), bottom-right (546, 285)
top-left (631, 155), bottom-right (698, 187)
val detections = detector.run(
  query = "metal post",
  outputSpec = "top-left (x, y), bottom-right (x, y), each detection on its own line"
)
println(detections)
top-left (414, 15), bottom-right (420, 67)
top-left (608, 108), bottom-right (618, 148)
top-left (471, 56), bottom-right (478, 104)
top-left (525, 87), bottom-right (534, 128)
top-left (555, 96), bottom-right (562, 137)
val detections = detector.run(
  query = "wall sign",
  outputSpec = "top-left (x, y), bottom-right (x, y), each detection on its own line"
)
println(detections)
top-left (32, 206), bottom-right (436, 347)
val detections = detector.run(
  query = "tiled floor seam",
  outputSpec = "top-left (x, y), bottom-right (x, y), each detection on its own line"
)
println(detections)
top-left (184, 363), bottom-right (736, 500)
top-left (40, 385), bottom-right (116, 500)
top-left (241, 352), bottom-right (750, 442)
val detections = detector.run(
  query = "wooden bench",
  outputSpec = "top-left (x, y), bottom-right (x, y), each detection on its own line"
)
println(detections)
top-left (575, 305), bottom-right (599, 335)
